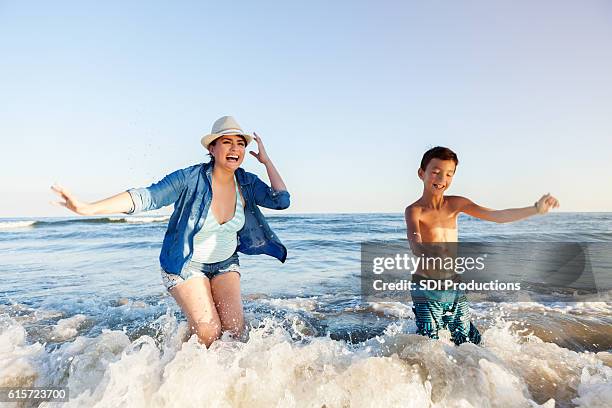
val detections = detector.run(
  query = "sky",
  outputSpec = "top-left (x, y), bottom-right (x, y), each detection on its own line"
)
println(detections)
top-left (1, 0), bottom-right (611, 217)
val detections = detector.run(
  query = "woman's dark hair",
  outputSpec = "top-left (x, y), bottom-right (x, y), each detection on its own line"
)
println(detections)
top-left (207, 135), bottom-right (248, 162)
top-left (420, 146), bottom-right (459, 171)
top-left (207, 139), bottom-right (217, 162)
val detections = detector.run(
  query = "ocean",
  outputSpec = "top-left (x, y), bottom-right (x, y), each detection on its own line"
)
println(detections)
top-left (1, 212), bottom-right (611, 407)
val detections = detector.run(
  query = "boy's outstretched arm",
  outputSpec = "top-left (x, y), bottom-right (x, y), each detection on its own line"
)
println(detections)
top-left (456, 194), bottom-right (560, 223)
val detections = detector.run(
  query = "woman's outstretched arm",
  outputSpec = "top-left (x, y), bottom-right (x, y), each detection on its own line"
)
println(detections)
top-left (50, 185), bottom-right (134, 215)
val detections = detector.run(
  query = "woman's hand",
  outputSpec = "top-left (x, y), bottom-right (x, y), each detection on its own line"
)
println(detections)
top-left (248, 132), bottom-right (287, 192)
top-left (249, 132), bottom-right (271, 165)
top-left (50, 184), bottom-right (94, 215)
top-left (535, 193), bottom-right (560, 214)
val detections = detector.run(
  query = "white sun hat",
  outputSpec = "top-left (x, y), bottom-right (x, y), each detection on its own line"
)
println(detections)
top-left (201, 116), bottom-right (253, 149)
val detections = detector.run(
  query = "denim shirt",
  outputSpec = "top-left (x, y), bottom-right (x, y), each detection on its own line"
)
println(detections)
top-left (126, 161), bottom-right (290, 275)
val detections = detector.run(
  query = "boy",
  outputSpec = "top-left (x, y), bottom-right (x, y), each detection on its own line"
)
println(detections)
top-left (405, 146), bottom-right (559, 345)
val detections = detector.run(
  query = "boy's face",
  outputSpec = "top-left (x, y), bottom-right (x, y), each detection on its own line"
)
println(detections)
top-left (418, 158), bottom-right (456, 195)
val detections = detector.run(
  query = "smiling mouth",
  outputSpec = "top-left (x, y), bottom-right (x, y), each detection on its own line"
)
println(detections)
top-left (226, 155), bottom-right (239, 162)
top-left (433, 183), bottom-right (445, 190)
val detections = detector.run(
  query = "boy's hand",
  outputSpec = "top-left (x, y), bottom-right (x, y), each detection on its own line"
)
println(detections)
top-left (535, 193), bottom-right (560, 214)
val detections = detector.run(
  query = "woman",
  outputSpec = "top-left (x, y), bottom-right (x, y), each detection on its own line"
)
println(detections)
top-left (51, 116), bottom-right (290, 347)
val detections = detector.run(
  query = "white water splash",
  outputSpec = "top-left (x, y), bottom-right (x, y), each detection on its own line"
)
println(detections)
top-left (1, 312), bottom-right (610, 407)
top-left (51, 314), bottom-right (88, 342)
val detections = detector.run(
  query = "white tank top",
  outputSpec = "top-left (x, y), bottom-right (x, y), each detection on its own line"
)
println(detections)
top-left (191, 177), bottom-right (245, 263)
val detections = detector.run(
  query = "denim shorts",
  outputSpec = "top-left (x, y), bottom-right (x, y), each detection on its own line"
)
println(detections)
top-left (161, 252), bottom-right (240, 291)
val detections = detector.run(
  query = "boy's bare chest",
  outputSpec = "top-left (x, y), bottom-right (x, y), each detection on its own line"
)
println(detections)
top-left (419, 211), bottom-right (458, 242)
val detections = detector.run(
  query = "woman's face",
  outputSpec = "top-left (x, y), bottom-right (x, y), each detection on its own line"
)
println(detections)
top-left (209, 135), bottom-right (247, 170)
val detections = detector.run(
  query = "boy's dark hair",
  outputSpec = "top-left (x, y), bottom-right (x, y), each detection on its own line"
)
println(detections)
top-left (420, 146), bottom-right (459, 171)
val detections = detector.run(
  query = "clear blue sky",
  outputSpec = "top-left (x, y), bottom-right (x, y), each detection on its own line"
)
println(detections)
top-left (1, 0), bottom-right (611, 217)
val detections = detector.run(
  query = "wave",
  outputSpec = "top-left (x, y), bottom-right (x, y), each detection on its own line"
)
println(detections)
top-left (50, 215), bottom-right (171, 225)
top-left (0, 216), bottom-right (171, 231)
top-left (0, 220), bottom-right (37, 230)
top-left (461, 231), bottom-right (612, 242)
top-left (120, 216), bottom-right (171, 224)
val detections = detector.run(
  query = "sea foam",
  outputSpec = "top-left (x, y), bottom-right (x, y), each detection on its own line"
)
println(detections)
top-left (1, 312), bottom-right (610, 407)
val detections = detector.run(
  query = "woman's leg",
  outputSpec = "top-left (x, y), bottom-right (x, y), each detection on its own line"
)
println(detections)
top-left (210, 272), bottom-right (244, 338)
top-left (169, 277), bottom-right (222, 347)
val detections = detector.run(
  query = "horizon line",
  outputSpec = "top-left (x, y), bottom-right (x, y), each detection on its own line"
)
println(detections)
top-left (1, 210), bottom-right (611, 220)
